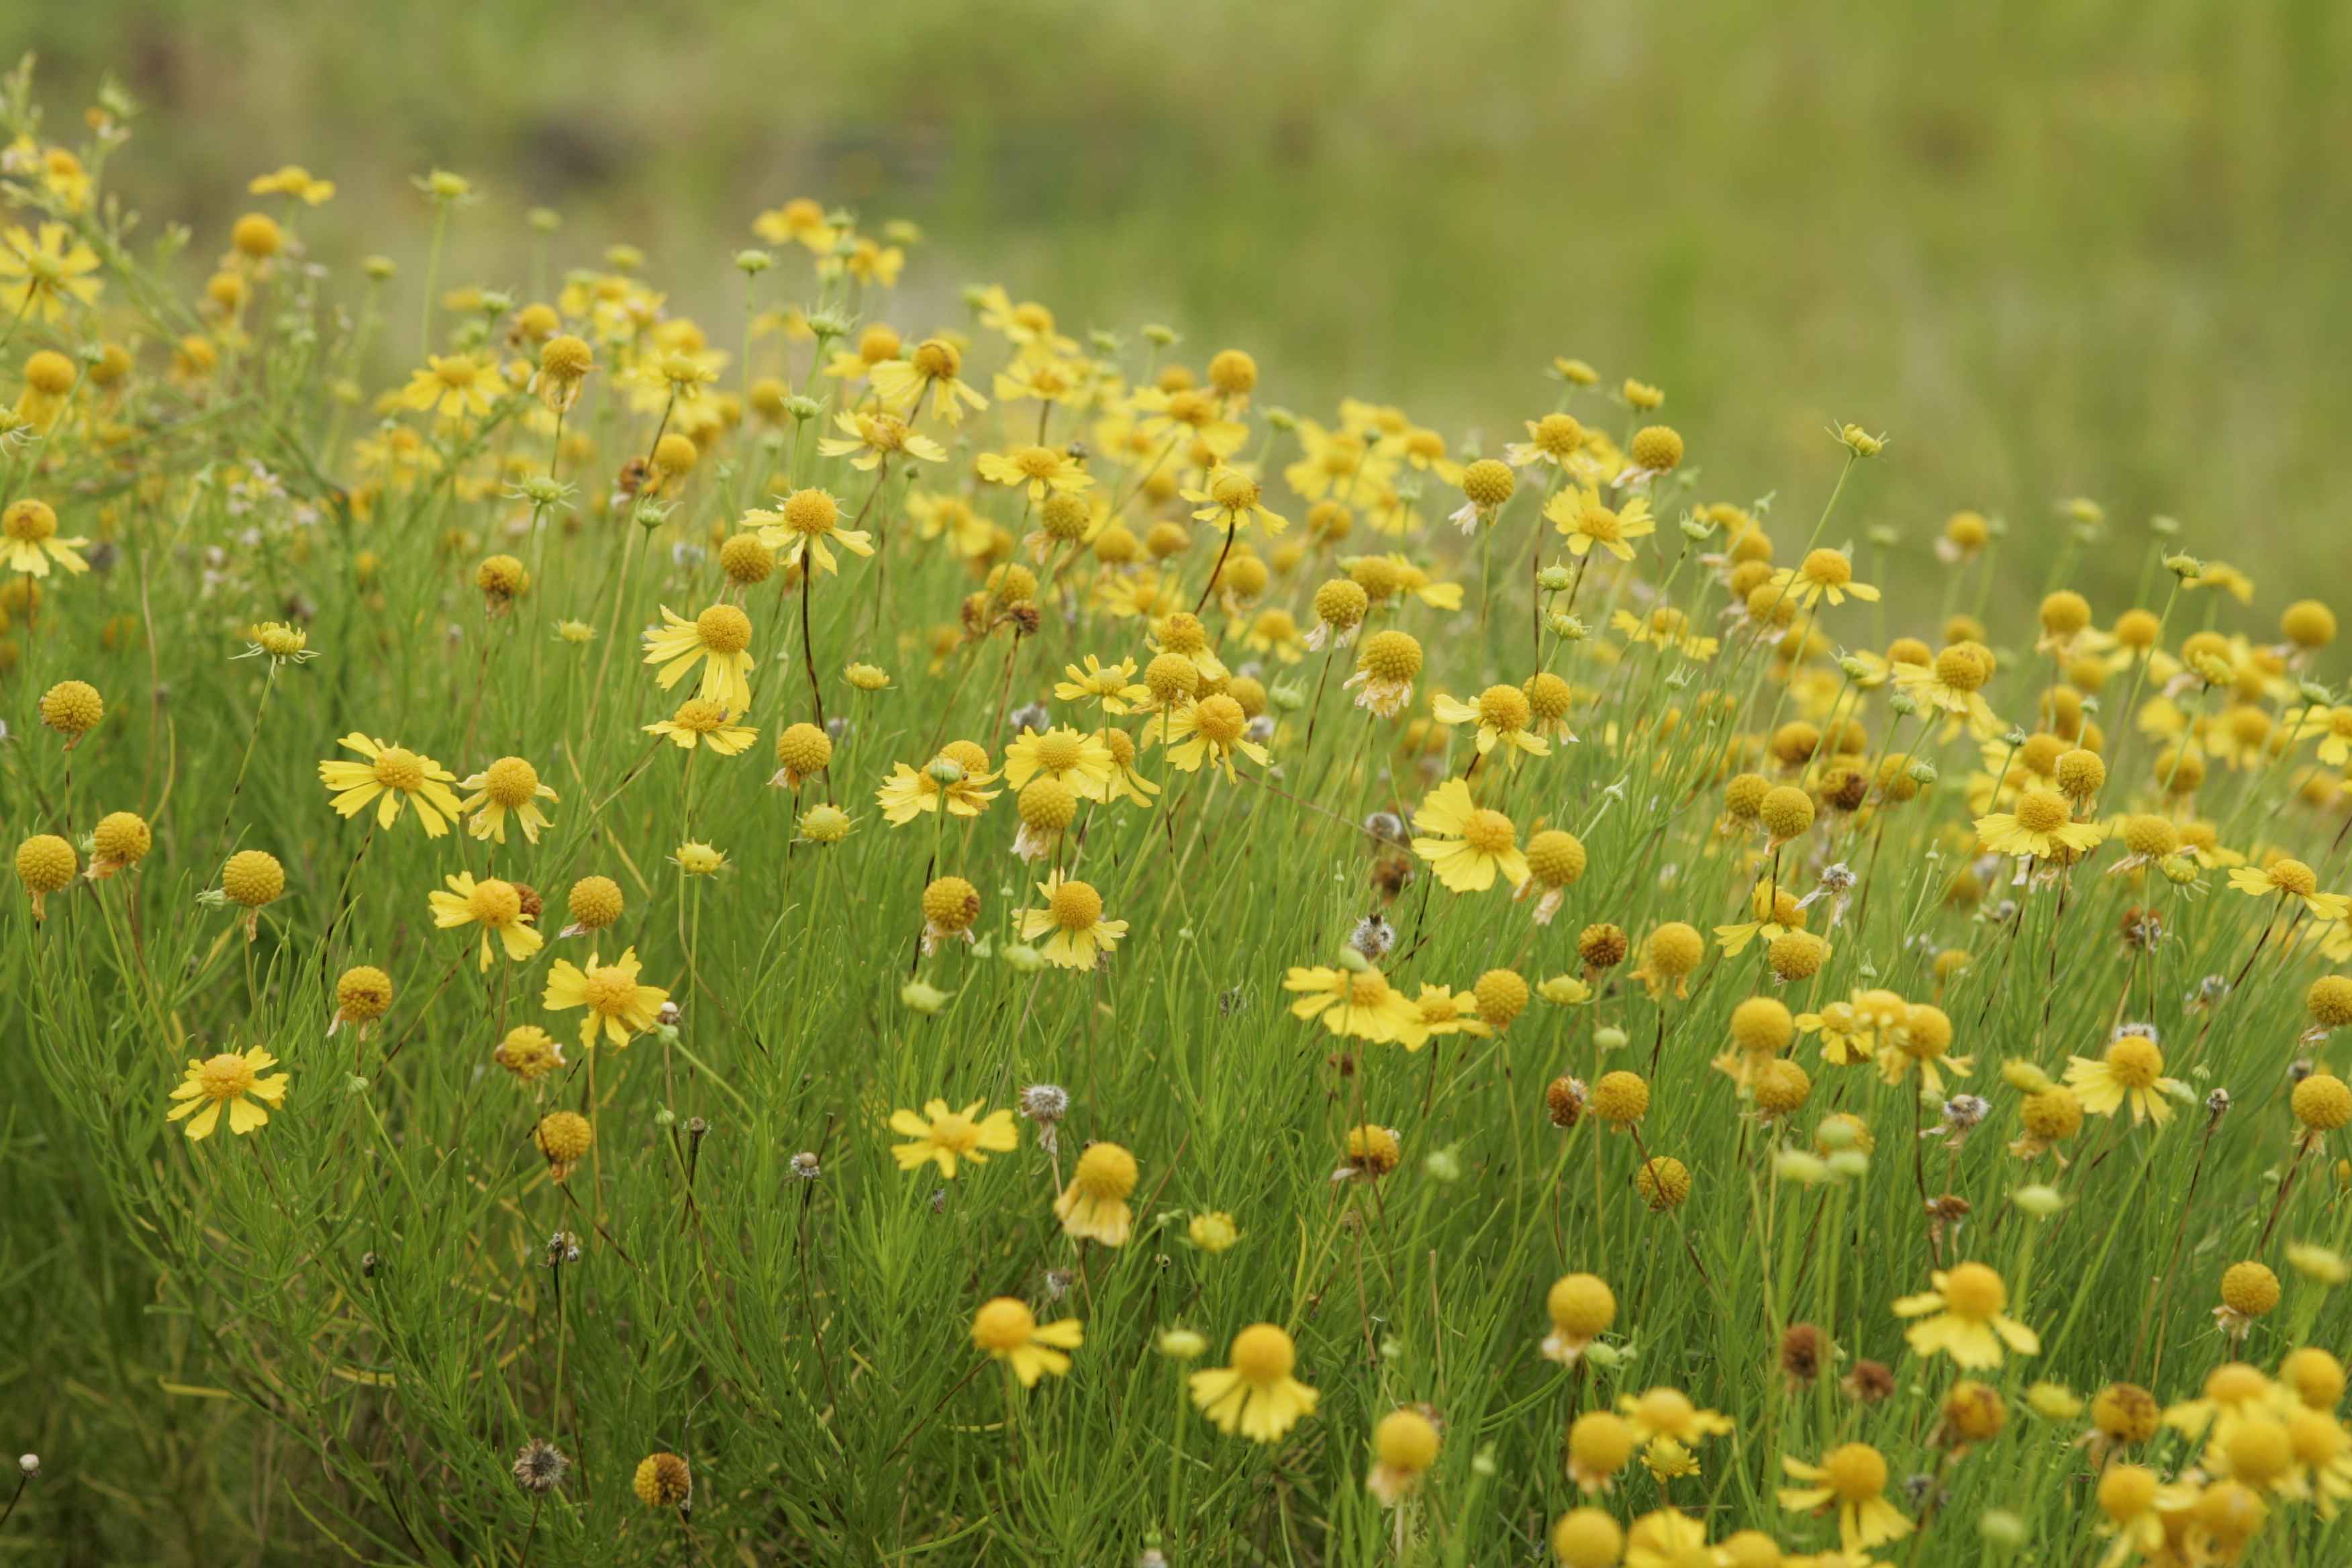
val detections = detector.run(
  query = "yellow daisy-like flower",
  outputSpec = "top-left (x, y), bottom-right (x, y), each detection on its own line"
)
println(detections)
top-left (1893, 1262), bottom-right (2041, 1368)
top-left (1, 498), bottom-right (91, 578)
top-left (640, 603), bottom-right (755, 716)
top-left (1975, 787), bottom-right (2106, 861)
top-left (1546, 485), bottom-right (1655, 561)
top-left (971, 1298), bottom-right (1084, 1389)
top-left (1183, 464), bottom-right (1287, 536)
top-left (248, 164), bottom-right (337, 204)
top-left (428, 871), bottom-right (546, 971)
top-left (542, 946), bottom-right (670, 1050)
top-left (396, 352), bottom-right (505, 420)
top-left (877, 742), bottom-right (1001, 824)
top-left (1408, 983), bottom-right (1493, 1038)
top-left (644, 698), bottom-right (757, 754)
top-left (1767, 547), bottom-right (1881, 609)
top-left (1616, 1387), bottom-right (1735, 1449)
top-left (1190, 1324), bottom-right (1319, 1443)
top-left (2065, 1033), bottom-right (2188, 1126)
top-left (1779, 1444), bottom-right (1913, 1556)
top-left (745, 488), bottom-right (875, 577)
top-left (1430, 685), bottom-right (1551, 758)
top-left (1016, 872), bottom-right (1128, 970)
top-left (888, 1099), bottom-right (1018, 1178)
top-left (164, 1046), bottom-right (289, 1141)
top-left (816, 408), bottom-right (946, 471)
top-left (1283, 964), bottom-right (1431, 1050)
top-left (977, 444), bottom-right (1093, 502)
top-left (1003, 724), bottom-right (1116, 795)
top-left (1152, 693), bottom-right (1267, 779)
top-left (456, 756), bottom-right (559, 844)
top-left (2228, 859), bottom-right (2350, 921)
top-left (0, 222), bottom-right (103, 322)
top-left (1056, 654), bottom-right (1150, 714)
top-left (1055, 1140), bottom-right (1138, 1244)
top-left (317, 733), bottom-right (465, 836)
top-left (1410, 778), bottom-right (1530, 893)
top-left (869, 337), bottom-right (989, 425)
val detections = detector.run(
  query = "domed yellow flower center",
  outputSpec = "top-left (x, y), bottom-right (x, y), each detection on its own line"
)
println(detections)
top-left (481, 756), bottom-right (539, 807)
top-left (1071, 1142), bottom-right (1136, 1195)
top-left (1012, 445), bottom-right (1061, 479)
top-left (972, 1298), bottom-right (1034, 1351)
top-left (1461, 810), bottom-right (1516, 856)
top-left (1577, 505), bottom-right (1622, 542)
top-left (1348, 972), bottom-right (1392, 1009)
top-left (1208, 470), bottom-right (1259, 509)
top-left (1941, 1263), bottom-right (2005, 1320)
top-left (583, 965), bottom-right (637, 1014)
top-left (1800, 548), bottom-right (1853, 587)
top-left (1032, 730), bottom-right (1085, 772)
top-left (911, 339), bottom-right (960, 379)
top-left (1229, 1324), bottom-right (1295, 1385)
top-left (859, 413), bottom-right (909, 451)
top-left (196, 1052), bottom-right (256, 1101)
top-left (2014, 789), bottom-right (2071, 836)
top-left (1822, 1443), bottom-right (1888, 1502)
top-left (2268, 859), bottom-right (2318, 896)
top-left (1934, 645), bottom-right (1991, 692)
top-left (2106, 1036), bottom-right (2164, 1089)
top-left (468, 879), bottom-right (523, 927)
top-left (1048, 879), bottom-right (1104, 930)
top-left (673, 699), bottom-right (725, 732)
top-left (435, 358), bottom-right (479, 389)
top-left (696, 604), bottom-right (752, 654)
top-left (373, 748), bottom-right (427, 791)
top-left (930, 1111), bottom-right (981, 1155)
top-left (1476, 685), bottom-right (1532, 733)
top-left (1533, 413), bottom-right (1583, 455)
top-left (3, 501), bottom-right (57, 544)
top-left (781, 489), bottom-right (838, 536)
top-left (1193, 695), bottom-right (1246, 746)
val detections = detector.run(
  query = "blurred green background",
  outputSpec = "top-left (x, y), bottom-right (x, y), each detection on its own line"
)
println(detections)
top-left (23, 0), bottom-right (2352, 607)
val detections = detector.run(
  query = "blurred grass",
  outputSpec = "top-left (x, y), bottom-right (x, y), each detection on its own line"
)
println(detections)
top-left (23, 0), bottom-right (2352, 605)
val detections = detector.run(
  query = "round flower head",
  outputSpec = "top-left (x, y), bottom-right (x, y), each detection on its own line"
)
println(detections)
top-left (1631, 922), bottom-right (1704, 999)
top-left (493, 1025), bottom-right (566, 1081)
top-left (1189, 1324), bottom-right (1318, 1442)
top-left (1344, 629), bottom-right (1423, 718)
top-left (38, 679), bottom-right (102, 745)
top-left (1365, 1408), bottom-right (1440, 1506)
top-left (331, 965), bottom-right (393, 1036)
top-left (1591, 1071), bottom-right (1649, 1128)
top-left (563, 875), bottom-right (624, 936)
top-left (1055, 1140), bottom-right (1138, 1245)
top-left (532, 1110), bottom-right (592, 1180)
top-left (746, 487), bottom-right (875, 574)
top-left (645, 697), bottom-right (758, 755)
top-left (219, 851), bottom-right (285, 932)
top-left (87, 810), bottom-right (153, 879)
top-left (1543, 1273), bottom-right (1615, 1365)
top-left (16, 833), bottom-right (77, 918)
top-left (1283, 963), bottom-right (1428, 1049)
top-left (1634, 1155), bottom-right (1691, 1211)
top-left (631, 1453), bottom-right (691, 1511)
top-left (971, 1297), bottom-right (1084, 1387)
top-left (1473, 967), bottom-right (1530, 1028)
top-left (1551, 1508), bottom-right (1624, 1568)
top-left (1566, 1410), bottom-right (1636, 1492)
top-left (1518, 828), bottom-right (1587, 924)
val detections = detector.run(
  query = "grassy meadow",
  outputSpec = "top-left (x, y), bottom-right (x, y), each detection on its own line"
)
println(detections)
top-left (4, 23), bottom-right (2352, 1568)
